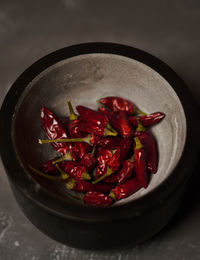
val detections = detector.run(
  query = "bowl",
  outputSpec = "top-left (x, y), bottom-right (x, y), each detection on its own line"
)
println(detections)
top-left (0, 42), bottom-right (198, 250)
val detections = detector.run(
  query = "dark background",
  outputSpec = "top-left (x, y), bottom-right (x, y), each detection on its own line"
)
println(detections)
top-left (0, 0), bottom-right (200, 259)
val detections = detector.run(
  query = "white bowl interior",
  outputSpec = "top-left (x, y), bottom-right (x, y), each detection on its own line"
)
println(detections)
top-left (13, 53), bottom-right (186, 205)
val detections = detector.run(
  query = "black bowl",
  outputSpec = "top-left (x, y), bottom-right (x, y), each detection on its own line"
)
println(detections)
top-left (0, 43), bottom-right (198, 250)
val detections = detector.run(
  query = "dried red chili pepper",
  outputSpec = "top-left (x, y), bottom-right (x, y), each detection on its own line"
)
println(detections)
top-left (100, 96), bottom-right (146, 115)
top-left (76, 105), bottom-right (117, 137)
top-left (83, 191), bottom-right (112, 207)
top-left (107, 136), bottom-right (132, 171)
top-left (66, 178), bottom-right (113, 193)
top-left (40, 152), bottom-right (72, 174)
top-left (41, 106), bottom-right (71, 155)
top-left (128, 112), bottom-right (165, 127)
top-left (134, 119), bottom-right (158, 174)
top-left (93, 137), bottom-right (132, 184)
top-left (40, 160), bottom-right (58, 174)
top-left (109, 177), bottom-right (141, 200)
top-left (105, 154), bottom-right (134, 184)
top-left (110, 111), bottom-right (133, 137)
top-left (94, 149), bottom-right (113, 179)
top-left (67, 101), bottom-right (92, 160)
top-left (80, 147), bottom-right (96, 171)
top-left (95, 136), bottom-right (122, 151)
top-left (134, 137), bottom-right (148, 188)
top-left (60, 161), bottom-right (91, 180)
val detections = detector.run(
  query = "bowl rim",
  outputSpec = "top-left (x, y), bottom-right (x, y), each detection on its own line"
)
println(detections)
top-left (0, 42), bottom-right (198, 222)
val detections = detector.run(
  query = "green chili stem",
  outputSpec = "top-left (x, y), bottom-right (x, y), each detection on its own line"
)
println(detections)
top-left (92, 167), bottom-right (113, 184)
top-left (134, 137), bottom-right (143, 149)
top-left (52, 152), bottom-right (72, 164)
top-left (65, 178), bottom-right (76, 190)
top-left (106, 123), bottom-right (118, 135)
top-left (38, 135), bottom-right (91, 145)
top-left (54, 164), bottom-right (69, 180)
top-left (104, 127), bottom-right (118, 136)
top-left (81, 172), bottom-right (91, 180)
top-left (136, 118), bottom-right (146, 132)
top-left (134, 106), bottom-right (147, 116)
top-left (67, 100), bottom-right (78, 120)
top-left (28, 164), bottom-right (63, 181)
top-left (129, 153), bottom-right (135, 163)
top-left (109, 191), bottom-right (116, 200)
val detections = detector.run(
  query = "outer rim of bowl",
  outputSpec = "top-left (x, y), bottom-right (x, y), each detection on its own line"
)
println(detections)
top-left (0, 42), bottom-right (198, 223)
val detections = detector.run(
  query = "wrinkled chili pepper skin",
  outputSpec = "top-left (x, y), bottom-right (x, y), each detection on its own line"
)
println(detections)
top-left (80, 153), bottom-right (96, 171)
top-left (68, 117), bottom-right (92, 160)
top-left (61, 161), bottom-right (88, 179)
top-left (105, 160), bottom-right (134, 184)
top-left (134, 147), bottom-right (148, 188)
top-left (111, 177), bottom-right (141, 200)
top-left (69, 179), bottom-right (113, 193)
top-left (76, 105), bottom-right (108, 127)
top-left (96, 136), bottom-right (122, 150)
top-left (100, 96), bottom-right (136, 115)
top-left (135, 131), bottom-right (158, 174)
top-left (128, 112), bottom-right (165, 127)
top-left (95, 149), bottom-right (113, 178)
top-left (41, 106), bottom-right (71, 155)
top-left (84, 191), bottom-right (112, 206)
top-left (107, 136), bottom-right (132, 171)
top-left (110, 111), bottom-right (133, 137)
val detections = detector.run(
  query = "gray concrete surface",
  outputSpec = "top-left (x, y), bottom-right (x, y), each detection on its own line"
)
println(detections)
top-left (0, 0), bottom-right (200, 259)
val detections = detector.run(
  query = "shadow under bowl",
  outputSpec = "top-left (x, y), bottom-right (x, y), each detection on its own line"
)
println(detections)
top-left (0, 43), bottom-right (198, 250)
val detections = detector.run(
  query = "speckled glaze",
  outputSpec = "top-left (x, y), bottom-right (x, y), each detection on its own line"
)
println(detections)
top-left (0, 43), bottom-right (198, 250)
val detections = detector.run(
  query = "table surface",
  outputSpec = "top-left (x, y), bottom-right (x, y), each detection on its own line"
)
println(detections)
top-left (1, 1), bottom-right (200, 259)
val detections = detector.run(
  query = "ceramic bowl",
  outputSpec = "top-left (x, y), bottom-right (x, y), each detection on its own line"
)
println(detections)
top-left (0, 43), bottom-right (198, 250)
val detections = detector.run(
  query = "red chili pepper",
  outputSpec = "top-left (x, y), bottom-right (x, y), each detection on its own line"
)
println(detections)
top-left (60, 161), bottom-right (91, 180)
top-left (109, 177), bottom-right (141, 200)
top-left (134, 137), bottom-right (148, 188)
top-left (41, 106), bottom-right (71, 155)
top-left (100, 96), bottom-right (145, 115)
top-left (99, 107), bottom-right (133, 137)
top-left (66, 178), bottom-right (113, 193)
top-left (40, 160), bottom-right (58, 174)
top-left (67, 101), bottom-right (92, 160)
top-left (77, 105), bottom-right (108, 126)
top-left (83, 191), bottom-right (112, 207)
top-left (134, 120), bottom-right (158, 174)
top-left (80, 147), bottom-right (96, 171)
top-left (111, 111), bottom-right (133, 137)
top-left (94, 149), bottom-right (113, 178)
top-left (105, 155), bottom-right (134, 184)
top-left (95, 136), bottom-right (122, 150)
top-left (107, 136), bottom-right (132, 171)
top-left (128, 112), bottom-right (165, 127)
top-left (76, 105), bottom-right (117, 137)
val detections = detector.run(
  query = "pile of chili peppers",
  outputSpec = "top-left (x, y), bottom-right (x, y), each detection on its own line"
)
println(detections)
top-left (29, 96), bottom-right (165, 207)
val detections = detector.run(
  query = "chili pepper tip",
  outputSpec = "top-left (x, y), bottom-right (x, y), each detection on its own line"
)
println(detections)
top-left (109, 191), bottom-right (116, 200)
top-left (81, 172), bottom-right (91, 180)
